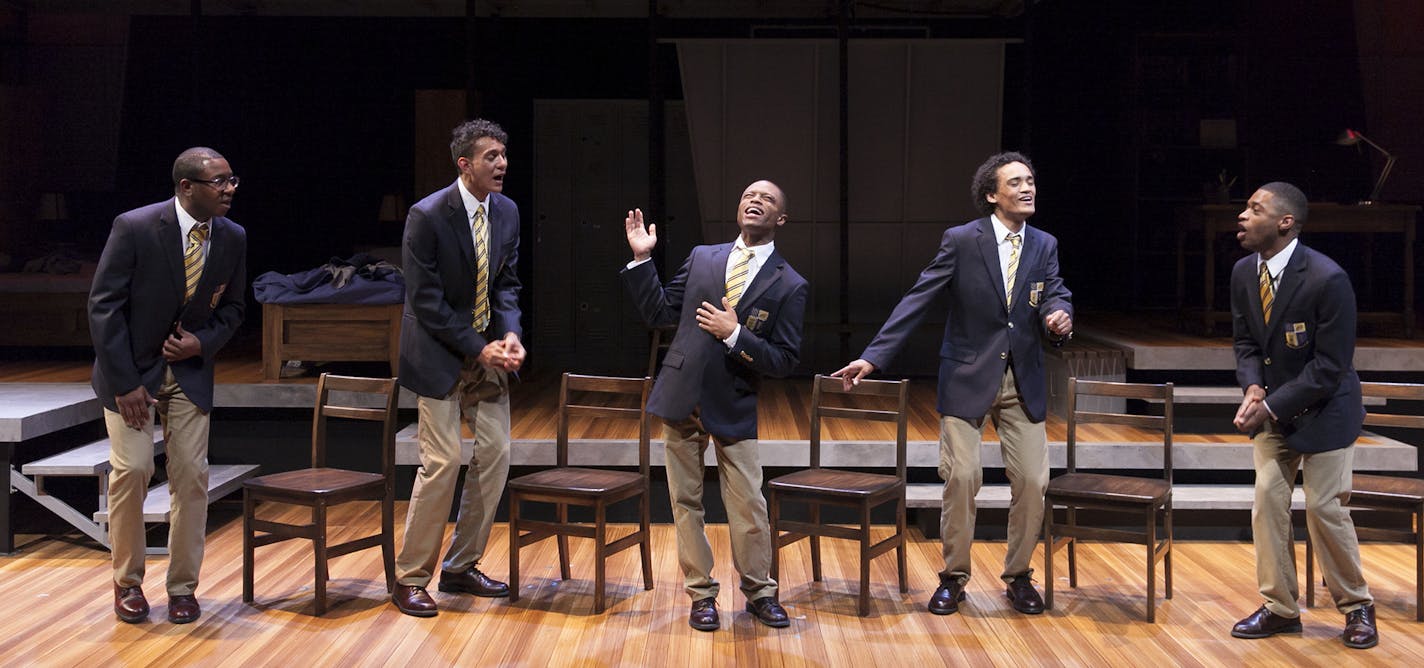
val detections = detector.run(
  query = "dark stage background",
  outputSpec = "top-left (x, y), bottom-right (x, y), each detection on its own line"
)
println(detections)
top-left (1, 0), bottom-right (1420, 375)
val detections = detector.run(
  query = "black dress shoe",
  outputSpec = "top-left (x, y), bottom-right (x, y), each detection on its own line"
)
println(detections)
top-left (114, 584), bottom-right (149, 623)
top-left (1231, 605), bottom-right (1302, 639)
top-left (1343, 604), bottom-right (1379, 649)
top-left (928, 580), bottom-right (966, 615)
top-left (438, 566), bottom-right (510, 597)
top-left (1005, 575), bottom-right (1044, 615)
top-left (168, 594), bottom-right (201, 624)
top-left (689, 597), bottom-right (720, 631)
top-left (745, 597), bottom-right (790, 628)
top-left (392, 585), bottom-right (439, 617)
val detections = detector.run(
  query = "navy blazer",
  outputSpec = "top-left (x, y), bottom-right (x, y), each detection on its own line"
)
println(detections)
top-left (1232, 243), bottom-right (1364, 452)
top-left (399, 182), bottom-right (523, 398)
top-left (623, 243), bottom-right (808, 443)
top-left (860, 217), bottom-right (1072, 422)
top-left (89, 199), bottom-right (248, 413)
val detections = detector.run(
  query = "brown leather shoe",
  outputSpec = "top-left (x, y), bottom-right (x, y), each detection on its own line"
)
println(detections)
top-left (928, 579), bottom-right (967, 615)
top-left (689, 597), bottom-right (719, 631)
top-left (114, 584), bottom-right (149, 623)
top-left (1343, 604), bottom-right (1379, 649)
top-left (168, 594), bottom-right (201, 624)
top-left (392, 585), bottom-right (438, 617)
top-left (1231, 605), bottom-right (1302, 639)
top-left (1005, 575), bottom-right (1044, 615)
top-left (745, 597), bottom-right (790, 628)
top-left (437, 566), bottom-right (510, 597)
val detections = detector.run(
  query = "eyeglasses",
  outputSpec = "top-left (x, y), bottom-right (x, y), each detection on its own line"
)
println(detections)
top-left (189, 175), bottom-right (241, 190)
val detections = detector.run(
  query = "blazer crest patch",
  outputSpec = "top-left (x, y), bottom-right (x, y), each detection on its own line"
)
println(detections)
top-left (210, 283), bottom-right (227, 309)
top-left (745, 308), bottom-right (770, 333)
top-left (1284, 322), bottom-right (1308, 349)
top-left (1028, 282), bottom-right (1044, 308)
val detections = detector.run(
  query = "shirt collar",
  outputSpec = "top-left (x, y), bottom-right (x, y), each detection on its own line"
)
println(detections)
top-left (455, 178), bottom-right (490, 220)
top-left (990, 214), bottom-right (1028, 244)
top-left (174, 198), bottom-right (207, 238)
top-left (1260, 238), bottom-right (1299, 280)
top-left (734, 236), bottom-right (775, 261)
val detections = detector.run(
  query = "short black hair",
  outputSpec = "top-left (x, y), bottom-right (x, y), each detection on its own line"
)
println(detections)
top-left (449, 118), bottom-right (509, 166)
top-left (970, 151), bottom-right (1035, 217)
top-left (1258, 181), bottom-right (1309, 226)
top-left (171, 147), bottom-right (225, 188)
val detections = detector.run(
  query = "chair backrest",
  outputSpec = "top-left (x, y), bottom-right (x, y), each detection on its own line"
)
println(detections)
top-left (809, 374), bottom-right (910, 481)
top-left (1361, 382), bottom-right (1424, 432)
top-left (1066, 378), bottom-right (1174, 483)
top-left (557, 373), bottom-right (653, 478)
top-left (311, 374), bottom-right (400, 488)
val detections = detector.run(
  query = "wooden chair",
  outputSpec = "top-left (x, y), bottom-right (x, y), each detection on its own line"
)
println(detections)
top-left (768, 374), bottom-right (909, 616)
top-left (242, 373), bottom-right (399, 615)
top-left (1307, 381), bottom-right (1424, 621)
top-left (507, 373), bottom-right (653, 613)
top-left (1044, 378), bottom-right (1174, 622)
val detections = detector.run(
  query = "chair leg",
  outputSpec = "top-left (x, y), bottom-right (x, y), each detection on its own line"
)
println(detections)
top-left (594, 500), bottom-right (607, 614)
top-left (640, 489), bottom-right (653, 591)
top-left (557, 503), bottom-right (572, 581)
top-left (810, 502), bottom-right (823, 582)
top-left (1164, 504), bottom-right (1173, 600)
top-left (1067, 506), bottom-right (1078, 588)
top-left (509, 493), bottom-right (521, 604)
top-left (897, 495), bottom-right (908, 594)
top-left (859, 502), bottom-right (871, 617)
top-left (1305, 527), bottom-right (1315, 609)
top-left (1414, 506), bottom-right (1423, 622)
top-left (1043, 505), bottom-right (1054, 611)
top-left (1146, 510), bottom-right (1156, 623)
top-left (382, 493), bottom-right (396, 594)
top-left (242, 491), bottom-right (255, 603)
top-left (769, 489), bottom-right (781, 586)
top-left (313, 502), bottom-right (328, 616)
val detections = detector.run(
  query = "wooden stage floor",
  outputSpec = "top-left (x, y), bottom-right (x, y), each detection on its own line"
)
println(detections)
top-left (1, 502), bottom-right (1420, 666)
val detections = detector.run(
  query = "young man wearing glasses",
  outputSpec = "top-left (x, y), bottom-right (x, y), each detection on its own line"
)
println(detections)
top-left (90, 147), bottom-right (247, 624)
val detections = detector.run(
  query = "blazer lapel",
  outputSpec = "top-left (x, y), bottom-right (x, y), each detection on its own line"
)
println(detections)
top-left (444, 184), bottom-right (478, 280)
top-left (974, 219), bottom-right (1007, 310)
top-left (737, 249), bottom-right (785, 308)
top-left (160, 200), bottom-right (186, 299)
top-left (1267, 246), bottom-right (1309, 338)
top-left (705, 243), bottom-right (732, 303)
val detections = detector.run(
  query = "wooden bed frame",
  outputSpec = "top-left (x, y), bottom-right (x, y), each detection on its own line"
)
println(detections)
top-left (262, 302), bottom-right (402, 380)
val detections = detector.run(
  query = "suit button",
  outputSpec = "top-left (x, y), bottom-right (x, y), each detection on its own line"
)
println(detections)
top-left (1264, 357), bottom-right (1272, 366)
top-left (1008, 322), bottom-right (1015, 329)
top-left (999, 352), bottom-right (1008, 360)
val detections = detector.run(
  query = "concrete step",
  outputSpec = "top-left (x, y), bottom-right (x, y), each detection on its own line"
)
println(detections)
top-left (395, 424), bottom-right (1418, 472)
top-left (93, 464), bottom-right (261, 523)
top-left (22, 430), bottom-right (165, 476)
top-left (906, 482), bottom-right (1307, 511)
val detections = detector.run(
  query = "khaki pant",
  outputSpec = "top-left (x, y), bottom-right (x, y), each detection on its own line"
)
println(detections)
top-left (663, 417), bottom-right (776, 602)
top-left (395, 365), bottom-right (511, 587)
top-left (1252, 421), bottom-right (1371, 617)
top-left (107, 367), bottom-right (210, 596)
top-left (938, 365), bottom-right (1049, 585)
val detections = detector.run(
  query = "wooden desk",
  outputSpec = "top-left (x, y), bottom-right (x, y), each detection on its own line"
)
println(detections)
top-left (262, 303), bottom-right (402, 380)
top-left (1176, 204), bottom-right (1419, 336)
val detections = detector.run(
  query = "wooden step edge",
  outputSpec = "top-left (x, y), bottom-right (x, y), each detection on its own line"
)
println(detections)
top-left (93, 464), bottom-right (261, 523)
top-left (23, 430), bottom-right (166, 476)
top-left (905, 482), bottom-right (1307, 510)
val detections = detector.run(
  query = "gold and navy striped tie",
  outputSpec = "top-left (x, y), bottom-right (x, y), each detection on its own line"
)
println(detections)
top-left (1005, 232), bottom-right (1021, 308)
top-left (1259, 261), bottom-right (1274, 325)
top-left (471, 205), bottom-right (490, 332)
top-left (724, 247), bottom-right (754, 309)
top-left (183, 223), bottom-right (209, 302)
